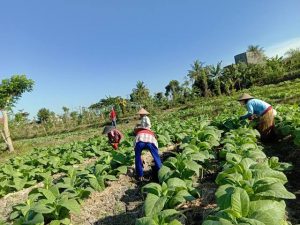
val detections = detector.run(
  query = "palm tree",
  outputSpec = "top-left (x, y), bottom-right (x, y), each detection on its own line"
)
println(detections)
top-left (247, 45), bottom-right (266, 58)
top-left (208, 61), bottom-right (223, 79)
top-left (187, 60), bottom-right (204, 84)
top-left (187, 60), bottom-right (209, 97)
top-left (130, 81), bottom-right (152, 107)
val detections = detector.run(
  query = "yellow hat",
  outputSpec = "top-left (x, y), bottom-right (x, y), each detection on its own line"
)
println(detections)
top-left (137, 108), bottom-right (149, 115)
top-left (238, 93), bottom-right (254, 101)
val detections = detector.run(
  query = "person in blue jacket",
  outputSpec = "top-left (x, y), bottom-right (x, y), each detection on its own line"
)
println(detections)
top-left (238, 93), bottom-right (276, 140)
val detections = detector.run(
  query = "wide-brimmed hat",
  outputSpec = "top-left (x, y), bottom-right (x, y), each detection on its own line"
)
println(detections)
top-left (102, 126), bottom-right (114, 134)
top-left (238, 93), bottom-right (254, 101)
top-left (137, 108), bottom-right (149, 115)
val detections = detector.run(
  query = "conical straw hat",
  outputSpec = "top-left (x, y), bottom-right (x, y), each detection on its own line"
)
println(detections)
top-left (137, 108), bottom-right (149, 115)
top-left (102, 126), bottom-right (114, 134)
top-left (238, 93), bottom-right (254, 101)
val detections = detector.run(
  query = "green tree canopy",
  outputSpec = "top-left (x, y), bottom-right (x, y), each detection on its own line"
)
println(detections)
top-left (0, 75), bottom-right (34, 109)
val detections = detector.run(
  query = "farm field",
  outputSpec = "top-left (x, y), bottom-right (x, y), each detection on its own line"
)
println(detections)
top-left (1, 2), bottom-right (300, 225)
top-left (1, 80), bottom-right (300, 225)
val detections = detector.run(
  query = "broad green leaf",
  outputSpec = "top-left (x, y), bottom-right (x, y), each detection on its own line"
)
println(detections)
top-left (144, 193), bottom-right (168, 217)
top-left (114, 166), bottom-right (127, 174)
top-left (10, 177), bottom-right (27, 190)
top-left (248, 200), bottom-right (286, 225)
top-left (166, 178), bottom-right (187, 191)
top-left (168, 219), bottom-right (182, 225)
top-left (202, 218), bottom-right (234, 225)
top-left (158, 209), bottom-right (180, 220)
top-left (226, 153), bottom-right (242, 164)
top-left (59, 198), bottom-right (81, 214)
top-left (104, 175), bottom-right (118, 181)
top-left (89, 177), bottom-right (104, 191)
top-left (231, 187), bottom-right (249, 217)
top-left (253, 180), bottom-right (296, 199)
top-left (135, 217), bottom-right (157, 225)
top-left (38, 188), bottom-right (56, 203)
top-left (142, 183), bottom-right (162, 196)
top-left (25, 212), bottom-right (45, 225)
top-left (216, 185), bottom-right (250, 217)
top-left (185, 160), bottom-right (201, 177)
top-left (252, 169), bottom-right (287, 184)
top-left (238, 217), bottom-right (265, 225)
top-left (168, 190), bottom-right (195, 208)
top-left (158, 166), bottom-right (173, 183)
top-left (49, 220), bottom-right (61, 225)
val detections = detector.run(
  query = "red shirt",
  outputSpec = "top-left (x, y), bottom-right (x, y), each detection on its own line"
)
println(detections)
top-left (110, 109), bottom-right (116, 120)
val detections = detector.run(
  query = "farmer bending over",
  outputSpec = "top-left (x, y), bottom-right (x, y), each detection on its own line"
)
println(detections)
top-left (238, 93), bottom-right (276, 140)
top-left (134, 125), bottom-right (162, 181)
top-left (103, 125), bottom-right (123, 150)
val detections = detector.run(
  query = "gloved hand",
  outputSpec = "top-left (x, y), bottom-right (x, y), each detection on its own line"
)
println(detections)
top-left (112, 143), bottom-right (119, 150)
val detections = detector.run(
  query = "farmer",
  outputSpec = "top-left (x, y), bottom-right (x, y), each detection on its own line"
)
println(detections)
top-left (103, 125), bottom-right (123, 150)
top-left (238, 93), bottom-right (276, 140)
top-left (110, 106), bottom-right (117, 127)
top-left (137, 108), bottom-right (151, 129)
top-left (134, 125), bottom-right (162, 181)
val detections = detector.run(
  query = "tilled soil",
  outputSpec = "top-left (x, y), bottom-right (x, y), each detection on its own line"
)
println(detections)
top-left (71, 151), bottom-right (156, 225)
top-left (71, 147), bottom-right (220, 225)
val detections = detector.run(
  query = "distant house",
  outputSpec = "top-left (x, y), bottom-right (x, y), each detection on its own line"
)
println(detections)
top-left (234, 52), bottom-right (265, 64)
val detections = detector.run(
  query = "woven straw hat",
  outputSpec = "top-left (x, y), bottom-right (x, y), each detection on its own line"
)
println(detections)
top-left (238, 93), bottom-right (254, 101)
top-left (102, 126), bottom-right (114, 134)
top-left (137, 108), bottom-right (149, 115)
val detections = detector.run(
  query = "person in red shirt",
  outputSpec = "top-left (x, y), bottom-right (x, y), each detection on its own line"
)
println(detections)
top-left (110, 107), bottom-right (117, 127)
top-left (103, 126), bottom-right (123, 150)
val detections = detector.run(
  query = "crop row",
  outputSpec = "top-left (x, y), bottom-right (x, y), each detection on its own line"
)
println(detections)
top-left (8, 144), bottom-right (134, 225)
top-left (0, 136), bottom-right (115, 197)
top-left (136, 118), bottom-right (223, 225)
top-left (275, 104), bottom-right (300, 147)
top-left (4, 122), bottom-right (180, 225)
top-left (203, 127), bottom-right (295, 225)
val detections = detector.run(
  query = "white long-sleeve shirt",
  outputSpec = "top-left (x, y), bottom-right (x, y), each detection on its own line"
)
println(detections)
top-left (141, 115), bottom-right (151, 129)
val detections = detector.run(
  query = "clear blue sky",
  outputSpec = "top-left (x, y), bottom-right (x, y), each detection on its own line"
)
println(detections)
top-left (1, 0), bottom-right (300, 118)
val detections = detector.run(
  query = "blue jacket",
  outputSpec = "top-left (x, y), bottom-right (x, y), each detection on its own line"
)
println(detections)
top-left (240, 99), bottom-right (271, 119)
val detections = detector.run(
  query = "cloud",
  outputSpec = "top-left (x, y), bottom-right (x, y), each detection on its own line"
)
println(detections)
top-left (265, 37), bottom-right (300, 58)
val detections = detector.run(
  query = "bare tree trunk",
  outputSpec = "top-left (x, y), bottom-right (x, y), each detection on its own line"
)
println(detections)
top-left (1, 110), bottom-right (15, 152)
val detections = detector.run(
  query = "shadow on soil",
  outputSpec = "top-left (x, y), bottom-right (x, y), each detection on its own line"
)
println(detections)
top-left (94, 186), bottom-right (144, 225)
top-left (94, 167), bottom-right (157, 225)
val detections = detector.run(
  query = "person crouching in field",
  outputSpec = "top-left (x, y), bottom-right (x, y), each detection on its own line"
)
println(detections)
top-left (103, 126), bottom-right (123, 150)
top-left (134, 125), bottom-right (162, 181)
top-left (238, 93), bottom-right (276, 140)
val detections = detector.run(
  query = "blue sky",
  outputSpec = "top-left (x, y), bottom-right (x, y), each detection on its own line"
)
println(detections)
top-left (1, 0), bottom-right (300, 118)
